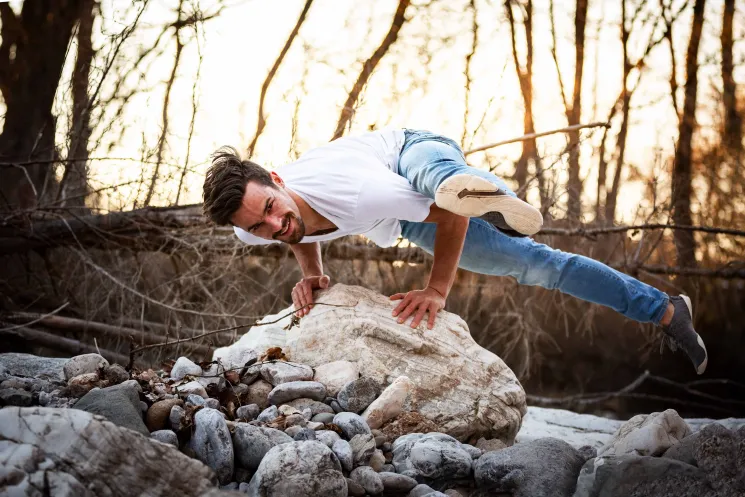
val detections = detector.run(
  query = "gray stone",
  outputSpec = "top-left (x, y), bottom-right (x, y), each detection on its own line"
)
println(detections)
top-left (186, 394), bottom-right (206, 406)
top-left (409, 433), bottom-right (472, 479)
top-left (246, 441), bottom-right (347, 497)
top-left (257, 405), bottom-right (279, 422)
top-left (285, 398), bottom-right (335, 416)
top-left (330, 399), bottom-right (343, 413)
top-left (312, 412), bottom-right (335, 424)
top-left (232, 423), bottom-right (293, 470)
top-left (350, 466), bottom-right (383, 495)
top-left (221, 482), bottom-right (239, 490)
top-left (236, 404), bottom-right (260, 421)
top-left (191, 408), bottom-right (234, 484)
top-left (63, 353), bottom-right (108, 381)
top-left (350, 433), bottom-right (376, 467)
top-left (177, 380), bottom-right (208, 398)
top-left (338, 377), bottom-right (381, 414)
top-left (0, 406), bottom-right (221, 496)
top-left (346, 478), bottom-right (366, 496)
top-left (0, 353), bottom-right (68, 381)
top-left (301, 408), bottom-right (312, 420)
top-left (332, 439), bottom-right (354, 472)
top-left (381, 463), bottom-right (395, 473)
top-left (392, 433), bottom-right (426, 474)
top-left (462, 443), bottom-right (483, 459)
top-left (369, 449), bottom-right (385, 472)
top-left (294, 428), bottom-right (316, 441)
top-left (379, 472), bottom-right (418, 493)
top-left (102, 363), bottom-right (129, 385)
top-left (151, 429), bottom-right (178, 447)
top-left (307, 421), bottom-right (324, 430)
top-left (598, 409), bottom-right (691, 457)
top-left (474, 437), bottom-right (587, 497)
top-left (171, 357), bottom-right (203, 380)
top-left (246, 379), bottom-right (273, 409)
top-left (205, 398), bottom-right (221, 410)
top-left (261, 362), bottom-right (313, 386)
top-left (268, 381), bottom-right (326, 405)
top-left (316, 430), bottom-right (342, 448)
top-left (408, 484), bottom-right (439, 497)
top-left (333, 412), bottom-right (372, 439)
top-left (285, 425), bottom-right (303, 438)
top-left (239, 482), bottom-right (251, 493)
top-left (0, 388), bottom-right (32, 406)
top-left (170, 405), bottom-right (188, 431)
top-left (285, 413), bottom-right (307, 428)
top-left (73, 382), bottom-right (148, 436)
top-left (573, 454), bottom-right (708, 497)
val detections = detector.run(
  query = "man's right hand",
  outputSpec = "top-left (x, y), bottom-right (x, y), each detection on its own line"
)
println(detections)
top-left (292, 275), bottom-right (330, 317)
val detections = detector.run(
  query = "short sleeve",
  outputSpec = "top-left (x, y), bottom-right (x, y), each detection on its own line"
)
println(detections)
top-left (233, 226), bottom-right (279, 245)
top-left (355, 170), bottom-right (434, 222)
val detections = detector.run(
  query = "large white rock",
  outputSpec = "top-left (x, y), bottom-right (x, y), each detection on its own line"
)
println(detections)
top-left (285, 284), bottom-right (526, 442)
top-left (212, 309), bottom-right (290, 368)
top-left (516, 407), bottom-right (623, 449)
top-left (517, 407), bottom-right (745, 451)
top-left (597, 409), bottom-right (691, 457)
top-left (0, 407), bottom-right (220, 496)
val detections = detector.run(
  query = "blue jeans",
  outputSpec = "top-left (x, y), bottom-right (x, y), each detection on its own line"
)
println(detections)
top-left (397, 129), bottom-right (669, 324)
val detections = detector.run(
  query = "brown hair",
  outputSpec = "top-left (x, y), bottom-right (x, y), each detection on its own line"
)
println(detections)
top-left (203, 146), bottom-right (275, 225)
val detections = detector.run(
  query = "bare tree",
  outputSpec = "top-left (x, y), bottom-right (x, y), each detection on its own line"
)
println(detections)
top-left (549, 0), bottom-right (587, 220)
top-left (0, 0), bottom-right (84, 209)
top-left (504, 0), bottom-right (543, 204)
top-left (462, 0), bottom-right (479, 148)
top-left (720, 0), bottom-right (741, 159)
top-left (59, 0), bottom-right (99, 210)
top-left (247, 0), bottom-right (314, 156)
top-left (671, 0), bottom-right (706, 268)
top-left (332, 0), bottom-right (411, 140)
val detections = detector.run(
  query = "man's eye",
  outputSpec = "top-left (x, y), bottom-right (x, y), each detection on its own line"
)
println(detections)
top-left (250, 224), bottom-right (261, 233)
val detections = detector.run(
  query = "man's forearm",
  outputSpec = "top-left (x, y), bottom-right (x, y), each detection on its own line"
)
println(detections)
top-left (290, 242), bottom-right (324, 277)
top-left (428, 212), bottom-right (468, 297)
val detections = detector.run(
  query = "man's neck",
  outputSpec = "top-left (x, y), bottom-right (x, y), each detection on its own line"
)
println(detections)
top-left (286, 188), bottom-right (337, 235)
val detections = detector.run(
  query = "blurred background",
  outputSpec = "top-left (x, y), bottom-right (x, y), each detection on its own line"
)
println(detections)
top-left (0, 0), bottom-right (743, 418)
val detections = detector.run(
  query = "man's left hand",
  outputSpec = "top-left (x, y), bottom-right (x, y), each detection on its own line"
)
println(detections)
top-left (389, 287), bottom-right (446, 329)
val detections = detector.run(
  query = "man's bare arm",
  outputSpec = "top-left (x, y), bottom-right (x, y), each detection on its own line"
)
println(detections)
top-left (391, 205), bottom-right (468, 328)
top-left (289, 242), bottom-right (329, 317)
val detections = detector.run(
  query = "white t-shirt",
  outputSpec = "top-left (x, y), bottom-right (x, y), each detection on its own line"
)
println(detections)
top-left (234, 129), bottom-right (433, 247)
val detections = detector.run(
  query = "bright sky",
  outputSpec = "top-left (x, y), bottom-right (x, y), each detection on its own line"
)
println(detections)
top-left (43, 0), bottom-right (745, 221)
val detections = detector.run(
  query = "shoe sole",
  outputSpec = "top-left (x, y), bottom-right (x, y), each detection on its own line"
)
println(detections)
top-left (435, 175), bottom-right (543, 236)
top-left (681, 295), bottom-right (708, 375)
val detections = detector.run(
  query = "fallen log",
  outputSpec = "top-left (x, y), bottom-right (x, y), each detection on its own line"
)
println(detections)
top-left (0, 323), bottom-right (133, 366)
top-left (2, 313), bottom-right (213, 357)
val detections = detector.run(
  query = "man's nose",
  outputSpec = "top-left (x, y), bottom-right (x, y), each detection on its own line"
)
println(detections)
top-left (267, 215), bottom-right (284, 234)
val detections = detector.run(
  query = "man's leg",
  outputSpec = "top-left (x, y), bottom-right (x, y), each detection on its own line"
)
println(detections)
top-left (398, 130), bottom-right (542, 236)
top-left (397, 130), bottom-right (708, 373)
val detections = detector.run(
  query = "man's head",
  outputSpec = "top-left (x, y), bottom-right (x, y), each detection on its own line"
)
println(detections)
top-left (203, 146), bottom-right (306, 243)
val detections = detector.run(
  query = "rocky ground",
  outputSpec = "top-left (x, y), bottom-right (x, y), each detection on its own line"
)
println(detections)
top-left (1, 285), bottom-right (743, 496)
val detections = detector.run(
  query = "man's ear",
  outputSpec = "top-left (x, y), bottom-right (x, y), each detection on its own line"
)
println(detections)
top-left (270, 171), bottom-right (285, 188)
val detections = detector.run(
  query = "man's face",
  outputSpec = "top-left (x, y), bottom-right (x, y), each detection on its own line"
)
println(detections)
top-left (230, 175), bottom-right (306, 244)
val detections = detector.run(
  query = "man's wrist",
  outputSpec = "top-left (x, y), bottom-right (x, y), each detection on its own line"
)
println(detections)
top-left (427, 285), bottom-right (447, 299)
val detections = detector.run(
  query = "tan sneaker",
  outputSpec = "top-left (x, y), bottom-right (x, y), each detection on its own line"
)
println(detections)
top-left (434, 174), bottom-right (543, 236)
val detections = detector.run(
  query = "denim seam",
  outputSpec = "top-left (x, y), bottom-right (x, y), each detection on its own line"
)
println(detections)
top-left (651, 294), bottom-right (670, 325)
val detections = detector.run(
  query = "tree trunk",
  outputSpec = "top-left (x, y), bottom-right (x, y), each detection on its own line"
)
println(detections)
top-left (604, 0), bottom-right (632, 222)
top-left (565, 0), bottom-right (588, 220)
top-left (721, 0), bottom-right (741, 158)
top-left (671, 0), bottom-right (705, 268)
top-left (505, 0), bottom-right (541, 203)
top-left (59, 0), bottom-right (98, 210)
top-left (0, 0), bottom-right (83, 209)
top-left (332, 0), bottom-right (411, 140)
top-left (248, 0), bottom-right (314, 156)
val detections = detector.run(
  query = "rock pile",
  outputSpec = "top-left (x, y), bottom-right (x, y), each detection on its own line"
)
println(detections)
top-left (1, 285), bottom-right (743, 496)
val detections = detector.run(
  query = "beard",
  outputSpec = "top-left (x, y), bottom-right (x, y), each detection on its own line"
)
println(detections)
top-left (283, 212), bottom-right (306, 244)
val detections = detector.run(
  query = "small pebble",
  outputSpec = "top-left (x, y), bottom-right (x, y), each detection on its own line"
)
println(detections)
top-left (293, 428), bottom-right (316, 441)
top-left (204, 398), bottom-right (220, 410)
top-left (257, 405), bottom-right (279, 422)
top-left (235, 404), bottom-right (260, 421)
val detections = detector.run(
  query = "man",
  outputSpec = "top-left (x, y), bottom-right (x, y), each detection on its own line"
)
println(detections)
top-left (202, 129), bottom-right (708, 374)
